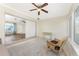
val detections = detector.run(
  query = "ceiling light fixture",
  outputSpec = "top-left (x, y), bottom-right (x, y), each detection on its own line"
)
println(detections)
top-left (37, 9), bottom-right (41, 11)
top-left (29, 3), bottom-right (48, 20)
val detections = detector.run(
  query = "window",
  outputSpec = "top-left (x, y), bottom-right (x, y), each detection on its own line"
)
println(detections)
top-left (74, 6), bottom-right (79, 44)
top-left (5, 23), bottom-right (16, 35)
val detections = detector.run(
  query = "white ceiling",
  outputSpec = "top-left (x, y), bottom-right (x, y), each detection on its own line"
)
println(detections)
top-left (5, 3), bottom-right (72, 20)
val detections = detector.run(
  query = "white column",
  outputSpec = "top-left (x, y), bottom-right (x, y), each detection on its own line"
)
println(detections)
top-left (0, 6), bottom-right (5, 44)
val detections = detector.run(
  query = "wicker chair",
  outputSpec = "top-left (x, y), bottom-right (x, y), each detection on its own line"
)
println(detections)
top-left (47, 37), bottom-right (68, 54)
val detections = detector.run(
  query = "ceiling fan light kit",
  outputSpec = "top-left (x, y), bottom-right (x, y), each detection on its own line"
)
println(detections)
top-left (29, 3), bottom-right (48, 20)
top-left (29, 3), bottom-right (48, 15)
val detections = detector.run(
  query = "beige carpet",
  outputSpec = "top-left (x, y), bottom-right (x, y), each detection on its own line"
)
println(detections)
top-left (6, 37), bottom-right (63, 56)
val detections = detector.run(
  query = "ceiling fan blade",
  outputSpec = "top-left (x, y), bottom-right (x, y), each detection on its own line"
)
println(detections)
top-left (38, 11), bottom-right (40, 15)
top-left (32, 3), bottom-right (39, 8)
top-left (41, 9), bottom-right (48, 13)
top-left (29, 9), bottom-right (37, 11)
top-left (40, 3), bottom-right (48, 8)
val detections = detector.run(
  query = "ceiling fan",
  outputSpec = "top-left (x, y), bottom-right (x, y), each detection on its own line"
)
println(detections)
top-left (29, 3), bottom-right (48, 15)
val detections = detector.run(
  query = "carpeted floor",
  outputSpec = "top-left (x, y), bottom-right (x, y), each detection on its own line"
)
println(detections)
top-left (6, 37), bottom-right (64, 56)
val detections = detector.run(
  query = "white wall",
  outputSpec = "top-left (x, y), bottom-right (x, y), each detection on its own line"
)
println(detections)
top-left (16, 22), bottom-right (25, 33)
top-left (25, 20), bottom-right (36, 38)
top-left (16, 18), bottom-right (25, 34)
top-left (0, 6), bottom-right (5, 44)
top-left (37, 16), bottom-right (69, 39)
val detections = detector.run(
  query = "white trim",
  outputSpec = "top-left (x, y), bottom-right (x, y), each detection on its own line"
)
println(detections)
top-left (0, 4), bottom-right (36, 22)
top-left (69, 4), bottom-right (79, 56)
